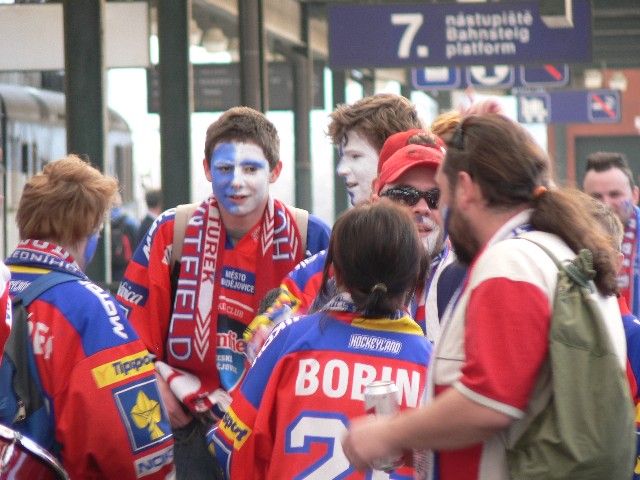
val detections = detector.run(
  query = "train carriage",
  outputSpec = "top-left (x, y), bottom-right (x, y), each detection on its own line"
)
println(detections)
top-left (0, 83), bottom-right (133, 258)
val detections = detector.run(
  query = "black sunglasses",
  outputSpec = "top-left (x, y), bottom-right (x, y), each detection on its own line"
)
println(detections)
top-left (380, 185), bottom-right (440, 209)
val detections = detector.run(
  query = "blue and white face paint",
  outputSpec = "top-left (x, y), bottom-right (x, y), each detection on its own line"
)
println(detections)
top-left (210, 142), bottom-right (271, 216)
top-left (83, 231), bottom-right (100, 267)
top-left (336, 131), bottom-right (379, 207)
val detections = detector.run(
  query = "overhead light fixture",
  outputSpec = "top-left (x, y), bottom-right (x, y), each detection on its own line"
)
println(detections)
top-left (608, 71), bottom-right (628, 92)
top-left (202, 27), bottom-right (229, 53)
top-left (584, 69), bottom-right (603, 89)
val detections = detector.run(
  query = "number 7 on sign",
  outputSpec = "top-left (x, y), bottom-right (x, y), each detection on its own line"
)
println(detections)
top-left (391, 13), bottom-right (428, 59)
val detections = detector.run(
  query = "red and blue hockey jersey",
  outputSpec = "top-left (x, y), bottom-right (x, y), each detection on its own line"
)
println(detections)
top-left (5, 240), bottom-right (174, 479)
top-left (117, 197), bottom-right (329, 412)
top-left (619, 296), bottom-right (640, 479)
top-left (211, 305), bottom-right (432, 479)
top-left (0, 260), bottom-right (10, 355)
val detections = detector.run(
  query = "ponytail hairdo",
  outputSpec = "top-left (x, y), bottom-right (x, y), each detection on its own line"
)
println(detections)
top-left (321, 201), bottom-right (428, 318)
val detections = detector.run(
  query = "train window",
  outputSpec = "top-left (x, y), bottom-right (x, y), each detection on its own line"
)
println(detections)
top-left (21, 143), bottom-right (28, 174)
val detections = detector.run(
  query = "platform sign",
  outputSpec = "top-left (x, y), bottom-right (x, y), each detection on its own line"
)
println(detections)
top-left (466, 65), bottom-right (515, 88)
top-left (329, 0), bottom-right (591, 68)
top-left (520, 64), bottom-right (569, 87)
top-left (412, 67), bottom-right (461, 89)
top-left (517, 89), bottom-right (620, 124)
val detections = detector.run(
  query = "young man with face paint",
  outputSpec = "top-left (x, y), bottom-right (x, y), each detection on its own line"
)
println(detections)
top-left (4, 155), bottom-right (175, 479)
top-left (117, 107), bottom-right (330, 479)
top-left (583, 151), bottom-right (640, 316)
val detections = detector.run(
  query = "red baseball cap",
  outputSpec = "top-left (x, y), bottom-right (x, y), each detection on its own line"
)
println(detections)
top-left (378, 129), bottom-right (447, 174)
top-left (374, 144), bottom-right (444, 195)
top-left (378, 129), bottom-right (424, 173)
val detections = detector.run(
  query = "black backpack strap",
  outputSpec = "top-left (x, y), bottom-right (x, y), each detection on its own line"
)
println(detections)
top-left (8, 271), bottom-right (79, 420)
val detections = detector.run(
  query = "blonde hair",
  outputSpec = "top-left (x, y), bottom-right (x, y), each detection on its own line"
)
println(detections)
top-left (17, 154), bottom-right (118, 246)
top-left (430, 110), bottom-right (462, 140)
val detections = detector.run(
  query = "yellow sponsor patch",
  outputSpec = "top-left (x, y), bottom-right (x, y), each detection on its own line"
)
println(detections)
top-left (91, 350), bottom-right (154, 388)
top-left (219, 407), bottom-right (252, 449)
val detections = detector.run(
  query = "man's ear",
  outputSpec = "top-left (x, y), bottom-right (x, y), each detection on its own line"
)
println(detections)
top-left (203, 157), bottom-right (212, 182)
top-left (269, 161), bottom-right (283, 183)
top-left (455, 171), bottom-right (479, 207)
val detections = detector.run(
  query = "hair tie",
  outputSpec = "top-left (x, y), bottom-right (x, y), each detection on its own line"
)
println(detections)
top-left (532, 185), bottom-right (548, 199)
top-left (371, 283), bottom-right (387, 294)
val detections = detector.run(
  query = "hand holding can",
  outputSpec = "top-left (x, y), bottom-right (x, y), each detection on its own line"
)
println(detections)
top-left (363, 380), bottom-right (403, 472)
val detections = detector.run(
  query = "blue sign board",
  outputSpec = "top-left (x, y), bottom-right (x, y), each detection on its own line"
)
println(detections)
top-left (518, 92), bottom-right (551, 123)
top-left (518, 93), bottom-right (551, 124)
top-left (466, 65), bottom-right (515, 88)
top-left (412, 67), bottom-right (461, 90)
top-left (413, 64), bottom-right (570, 90)
top-left (329, 1), bottom-right (591, 68)
top-left (587, 91), bottom-right (621, 123)
top-left (520, 64), bottom-right (569, 87)
top-left (517, 89), bottom-right (620, 124)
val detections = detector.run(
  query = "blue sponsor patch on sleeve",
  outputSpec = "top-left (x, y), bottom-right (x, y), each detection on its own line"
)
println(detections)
top-left (113, 378), bottom-right (172, 452)
top-left (117, 279), bottom-right (149, 307)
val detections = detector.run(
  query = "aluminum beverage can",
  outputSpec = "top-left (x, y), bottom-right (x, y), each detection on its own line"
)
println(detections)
top-left (363, 380), bottom-right (403, 472)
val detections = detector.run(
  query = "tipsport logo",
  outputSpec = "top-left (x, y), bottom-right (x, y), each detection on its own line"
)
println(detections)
top-left (113, 378), bottom-right (172, 452)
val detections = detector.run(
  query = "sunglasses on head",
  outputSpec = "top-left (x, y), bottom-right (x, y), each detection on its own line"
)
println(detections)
top-left (380, 185), bottom-right (440, 209)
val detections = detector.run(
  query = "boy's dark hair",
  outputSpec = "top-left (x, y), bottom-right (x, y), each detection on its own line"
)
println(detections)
top-left (204, 106), bottom-right (280, 170)
top-left (321, 201), bottom-right (427, 317)
top-left (145, 189), bottom-right (162, 210)
top-left (585, 151), bottom-right (636, 189)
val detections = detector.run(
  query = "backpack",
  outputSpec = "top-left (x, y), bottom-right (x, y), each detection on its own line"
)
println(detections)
top-left (506, 239), bottom-right (636, 480)
top-left (0, 271), bottom-right (78, 452)
top-left (111, 214), bottom-right (134, 271)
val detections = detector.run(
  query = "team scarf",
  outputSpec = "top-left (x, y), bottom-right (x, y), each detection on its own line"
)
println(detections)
top-left (5, 239), bottom-right (87, 280)
top-left (322, 291), bottom-right (423, 335)
top-left (412, 243), bottom-right (451, 333)
top-left (166, 195), bottom-right (304, 410)
top-left (620, 206), bottom-right (640, 315)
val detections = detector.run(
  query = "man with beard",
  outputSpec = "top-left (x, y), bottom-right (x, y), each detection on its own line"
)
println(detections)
top-left (583, 152), bottom-right (640, 316)
top-left (373, 141), bottom-right (452, 342)
top-left (342, 114), bottom-right (628, 480)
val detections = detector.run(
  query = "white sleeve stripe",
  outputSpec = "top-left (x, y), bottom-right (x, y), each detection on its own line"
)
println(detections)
top-left (453, 381), bottom-right (525, 419)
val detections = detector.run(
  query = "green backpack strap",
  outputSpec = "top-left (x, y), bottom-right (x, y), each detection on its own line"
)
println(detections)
top-left (519, 237), bottom-right (594, 289)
